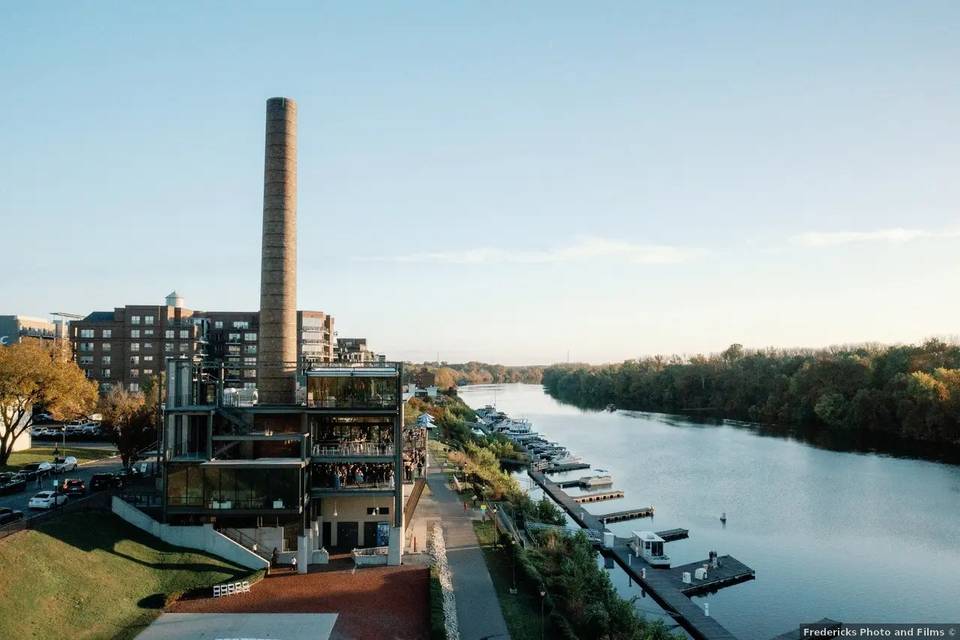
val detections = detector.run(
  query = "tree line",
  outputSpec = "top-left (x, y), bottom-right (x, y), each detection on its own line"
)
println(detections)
top-left (405, 361), bottom-right (544, 389)
top-left (542, 340), bottom-right (960, 446)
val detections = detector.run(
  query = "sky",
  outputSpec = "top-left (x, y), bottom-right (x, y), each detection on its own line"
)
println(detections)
top-left (1, 2), bottom-right (958, 365)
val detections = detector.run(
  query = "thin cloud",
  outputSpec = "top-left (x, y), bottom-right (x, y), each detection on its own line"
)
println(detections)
top-left (357, 236), bottom-right (703, 265)
top-left (792, 227), bottom-right (960, 247)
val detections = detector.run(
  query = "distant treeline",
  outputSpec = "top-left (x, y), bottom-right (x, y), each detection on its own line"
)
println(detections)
top-left (404, 361), bottom-right (544, 389)
top-left (542, 341), bottom-right (960, 446)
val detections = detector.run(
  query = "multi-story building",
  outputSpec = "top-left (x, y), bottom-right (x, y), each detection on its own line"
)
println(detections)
top-left (71, 292), bottom-right (335, 393)
top-left (0, 315), bottom-right (67, 346)
top-left (163, 358), bottom-right (410, 564)
top-left (336, 337), bottom-right (383, 363)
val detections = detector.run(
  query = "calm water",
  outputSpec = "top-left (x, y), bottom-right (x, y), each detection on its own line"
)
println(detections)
top-left (459, 384), bottom-right (960, 639)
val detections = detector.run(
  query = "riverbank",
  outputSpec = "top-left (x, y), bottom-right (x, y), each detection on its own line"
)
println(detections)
top-left (458, 384), bottom-right (960, 640)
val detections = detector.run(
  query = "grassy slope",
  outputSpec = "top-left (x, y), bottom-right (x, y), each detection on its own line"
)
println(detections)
top-left (473, 520), bottom-right (544, 640)
top-left (2, 446), bottom-right (116, 472)
top-left (0, 511), bottom-right (249, 640)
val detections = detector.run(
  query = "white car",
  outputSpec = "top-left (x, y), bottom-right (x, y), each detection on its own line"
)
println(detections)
top-left (53, 456), bottom-right (78, 472)
top-left (28, 491), bottom-right (68, 510)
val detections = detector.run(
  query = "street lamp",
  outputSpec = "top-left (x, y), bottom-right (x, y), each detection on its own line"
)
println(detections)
top-left (509, 538), bottom-right (517, 595)
top-left (492, 505), bottom-right (499, 549)
top-left (539, 589), bottom-right (546, 640)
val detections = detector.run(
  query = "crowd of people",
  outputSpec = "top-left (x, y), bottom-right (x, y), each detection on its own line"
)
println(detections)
top-left (314, 462), bottom-right (395, 489)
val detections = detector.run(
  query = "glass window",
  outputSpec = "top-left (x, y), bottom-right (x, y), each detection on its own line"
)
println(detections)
top-left (179, 330), bottom-right (189, 339)
top-left (79, 329), bottom-right (95, 338)
top-left (244, 332), bottom-right (257, 341)
top-left (143, 368), bottom-right (153, 375)
top-left (102, 329), bottom-right (112, 338)
top-left (143, 343), bottom-right (153, 350)
top-left (244, 345), bottom-right (257, 354)
top-left (78, 343), bottom-right (95, 352)
top-left (179, 343), bottom-right (189, 353)
top-left (143, 355), bottom-right (154, 362)
top-left (102, 356), bottom-right (111, 365)
top-left (130, 329), bottom-right (140, 338)
top-left (128, 382), bottom-right (139, 392)
top-left (228, 333), bottom-right (241, 342)
top-left (232, 321), bottom-right (249, 329)
top-left (130, 343), bottom-right (140, 352)
top-left (143, 329), bottom-right (154, 337)
top-left (130, 315), bottom-right (141, 325)
top-left (130, 368), bottom-right (140, 377)
top-left (307, 375), bottom-right (398, 409)
top-left (79, 356), bottom-right (94, 365)
top-left (144, 315), bottom-right (154, 325)
top-left (214, 320), bottom-right (223, 329)
top-left (165, 330), bottom-right (174, 339)
top-left (102, 368), bottom-right (111, 377)
top-left (165, 343), bottom-right (174, 353)
top-left (130, 356), bottom-right (140, 365)
top-left (102, 343), bottom-right (111, 352)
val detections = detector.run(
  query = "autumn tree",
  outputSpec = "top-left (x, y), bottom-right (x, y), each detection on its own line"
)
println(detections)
top-left (99, 387), bottom-right (157, 467)
top-left (0, 341), bottom-right (98, 465)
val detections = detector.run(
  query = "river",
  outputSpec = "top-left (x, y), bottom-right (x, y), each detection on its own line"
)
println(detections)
top-left (458, 383), bottom-right (960, 639)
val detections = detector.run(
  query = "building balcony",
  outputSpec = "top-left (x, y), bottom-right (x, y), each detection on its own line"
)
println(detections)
top-left (312, 462), bottom-right (396, 494)
top-left (312, 442), bottom-right (394, 459)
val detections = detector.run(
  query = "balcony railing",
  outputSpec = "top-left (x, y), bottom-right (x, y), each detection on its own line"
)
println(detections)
top-left (307, 395), bottom-right (399, 409)
top-left (312, 479), bottom-right (396, 491)
top-left (312, 442), bottom-right (394, 457)
top-left (167, 495), bottom-right (296, 510)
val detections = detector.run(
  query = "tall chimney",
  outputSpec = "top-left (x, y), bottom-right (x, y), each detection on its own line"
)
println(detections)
top-left (258, 97), bottom-right (298, 404)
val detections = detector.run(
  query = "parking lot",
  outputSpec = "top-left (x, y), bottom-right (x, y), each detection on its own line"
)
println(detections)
top-left (0, 443), bottom-right (125, 518)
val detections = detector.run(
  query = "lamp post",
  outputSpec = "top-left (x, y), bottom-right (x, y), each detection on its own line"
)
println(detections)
top-left (539, 589), bottom-right (546, 640)
top-left (492, 505), bottom-right (499, 549)
top-left (509, 538), bottom-right (517, 595)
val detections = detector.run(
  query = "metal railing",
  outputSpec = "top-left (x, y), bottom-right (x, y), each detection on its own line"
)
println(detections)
top-left (312, 442), bottom-right (394, 457)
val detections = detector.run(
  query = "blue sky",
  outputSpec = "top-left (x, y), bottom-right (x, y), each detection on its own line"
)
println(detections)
top-left (2, 2), bottom-right (958, 364)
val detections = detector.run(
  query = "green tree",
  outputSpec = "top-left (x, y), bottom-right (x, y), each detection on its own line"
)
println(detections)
top-left (0, 341), bottom-right (98, 465)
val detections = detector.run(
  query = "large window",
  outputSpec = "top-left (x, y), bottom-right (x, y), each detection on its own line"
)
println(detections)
top-left (312, 462), bottom-right (395, 490)
top-left (307, 375), bottom-right (398, 409)
top-left (103, 329), bottom-right (112, 338)
top-left (79, 329), bottom-right (95, 338)
top-left (165, 466), bottom-right (300, 510)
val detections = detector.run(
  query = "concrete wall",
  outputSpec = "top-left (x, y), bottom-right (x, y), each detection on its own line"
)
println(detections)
top-left (111, 497), bottom-right (269, 571)
top-left (317, 495), bottom-right (396, 547)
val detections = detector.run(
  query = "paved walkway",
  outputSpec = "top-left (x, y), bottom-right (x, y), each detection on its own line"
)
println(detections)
top-left (425, 466), bottom-right (510, 640)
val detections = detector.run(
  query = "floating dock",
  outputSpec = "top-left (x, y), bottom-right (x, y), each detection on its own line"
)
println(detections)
top-left (557, 475), bottom-right (613, 489)
top-left (608, 541), bottom-right (754, 640)
top-left (572, 490), bottom-right (624, 503)
top-left (541, 462), bottom-right (591, 473)
top-left (654, 528), bottom-right (689, 542)
top-left (597, 506), bottom-right (654, 522)
top-left (528, 468), bottom-right (754, 640)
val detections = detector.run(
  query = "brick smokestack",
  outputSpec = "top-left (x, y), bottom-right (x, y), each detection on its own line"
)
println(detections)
top-left (257, 97), bottom-right (298, 404)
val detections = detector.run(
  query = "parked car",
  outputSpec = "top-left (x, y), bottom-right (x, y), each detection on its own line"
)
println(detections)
top-left (0, 473), bottom-right (27, 495)
top-left (60, 479), bottom-right (86, 497)
top-left (17, 462), bottom-right (54, 480)
top-left (33, 412), bottom-right (54, 423)
top-left (0, 507), bottom-right (24, 525)
top-left (28, 491), bottom-right (68, 510)
top-left (52, 456), bottom-right (78, 473)
top-left (80, 423), bottom-right (101, 436)
top-left (112, 469), bottom-right (135, 487)
top-left (89, 474), bottom-right (115, 491)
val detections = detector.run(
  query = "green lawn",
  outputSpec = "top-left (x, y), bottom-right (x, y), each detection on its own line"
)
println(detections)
top-left (1, 446), bottom-right (117, 472)
top-left (0, 511), bottom-right (252, 640)
top-left (473, 520), bottom-right (546, 640)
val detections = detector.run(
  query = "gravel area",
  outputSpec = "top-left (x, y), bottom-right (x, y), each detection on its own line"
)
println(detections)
top-left (168, 559), bottom-right (429, 640)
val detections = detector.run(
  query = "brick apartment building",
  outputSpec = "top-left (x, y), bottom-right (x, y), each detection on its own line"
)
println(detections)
top-left (71, 292), bottom-right (334, 393)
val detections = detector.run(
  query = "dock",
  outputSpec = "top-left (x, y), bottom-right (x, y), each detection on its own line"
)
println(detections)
top-left (557, 475), bottom-right (613, 489)
top-left (572, 490), bottom-right (624, 503)
top-left (654, 528), bottom-right (689, 542)
top-left (541, 461), bottom-right (591, 473)
top-left (528, 468), bottom-right (754, 640)
top-left (608, 541), bottom-right (754, 640)
top-left (597, 506), bottom-right (654, 522)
